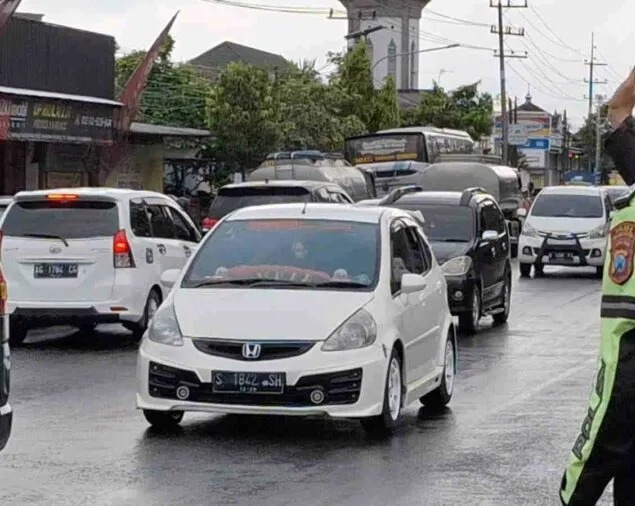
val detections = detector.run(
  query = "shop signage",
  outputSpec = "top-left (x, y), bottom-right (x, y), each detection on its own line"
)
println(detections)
top-left (0, 94), bottom-right (114, 144)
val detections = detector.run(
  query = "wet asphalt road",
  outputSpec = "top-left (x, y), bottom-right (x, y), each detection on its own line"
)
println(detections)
top-left (0, 263), bottom-right (612, 505)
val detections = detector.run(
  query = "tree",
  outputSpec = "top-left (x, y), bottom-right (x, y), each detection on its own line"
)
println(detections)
top-left (404, 82), bottom-right (493, 140)
top-left (372, 76), bottom-right (401, 131)
top-left (206, 63), bottom-right (281, 176)
top-left (115, 35), bottom-right (209, 129)
top-left (573, 104), bottom-right (609, 170)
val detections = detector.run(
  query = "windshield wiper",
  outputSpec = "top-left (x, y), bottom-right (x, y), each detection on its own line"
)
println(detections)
top-left (314, 280), bottom-right (370, 288)
top-left (190, 278), bottom-right (314, 288)
top-left (22, 233), bottom-right (69, 247)
top-left (436, 238), bottom-right (471, 243)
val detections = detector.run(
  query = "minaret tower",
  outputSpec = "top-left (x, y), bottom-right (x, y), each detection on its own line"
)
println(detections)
top-left (339, 0), bottom-right (430, 89)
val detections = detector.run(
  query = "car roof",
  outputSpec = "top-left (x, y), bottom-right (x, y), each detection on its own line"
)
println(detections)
top-left (220, 180), bottom-right (332, 191)
top-left (539, 185), bottom-right (603, 196)
top-left (394, 190), bottom-right (494, 207)
top-left (225, 203), bottom-right (409, 224)
top-left (12, 187), bottom-right (168, 201)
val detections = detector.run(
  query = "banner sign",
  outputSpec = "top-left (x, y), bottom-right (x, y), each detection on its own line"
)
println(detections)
top-left (0, 94), bottom-right (114, 144)
top-left (345, 133), bottom-right (424, 164)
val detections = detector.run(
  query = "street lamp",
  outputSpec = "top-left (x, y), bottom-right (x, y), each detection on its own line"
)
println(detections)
top-left (371, 43), bottom-right (460, 73)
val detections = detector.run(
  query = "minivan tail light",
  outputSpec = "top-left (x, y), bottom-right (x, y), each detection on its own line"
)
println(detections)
top-left (201, 217), bottom-right (218, 232)
top-left (113, 229), bottom-right (135, 268)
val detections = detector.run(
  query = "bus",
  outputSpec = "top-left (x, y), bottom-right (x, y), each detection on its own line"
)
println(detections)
top-left (344, 127), bottom-right (476, 196)
top-left (344, 127), bottom-right (475, 166)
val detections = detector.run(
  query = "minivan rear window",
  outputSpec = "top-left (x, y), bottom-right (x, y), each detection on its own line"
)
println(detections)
top-left (208, 186), bottom-right (310, 219)
top-left (2, 200), bottom-right (119, 239)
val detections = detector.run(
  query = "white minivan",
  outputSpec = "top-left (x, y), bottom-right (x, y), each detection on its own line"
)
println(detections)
top-left (518, 186), bottom-right (612, 278)
top-left (0, 188), bottom-right (202, 344)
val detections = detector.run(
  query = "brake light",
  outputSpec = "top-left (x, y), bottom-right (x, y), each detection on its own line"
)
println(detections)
top-left (113, 229), bottom-right (135, 268)
top-left (47, 194), bottom-right (78, 201)
top-left (201, 217), bottom-right (218, 231)
top-left (0, 267), bottom-right (6, 315)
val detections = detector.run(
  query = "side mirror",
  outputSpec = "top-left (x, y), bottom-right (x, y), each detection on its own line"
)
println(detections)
top-left (401, 273), bottom-right (427, 294)
top-left (160, 269), bottom-right (181, 290)
top-left (481, 230), bottom-right (498, 241)
top-left (517, 208), bottom-right (527, 218)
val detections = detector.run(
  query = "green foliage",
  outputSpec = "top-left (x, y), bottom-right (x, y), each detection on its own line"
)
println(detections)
top-left (403, 82), bottom-right (493, 140)
top-left (573, 105), bottom-right (609, 168)
top-left (115, 35), bottom-right (209, 130)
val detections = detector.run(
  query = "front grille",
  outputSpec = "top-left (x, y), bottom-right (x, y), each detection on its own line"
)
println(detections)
top-left (191, 339), bottom-right (315, 361)
top-left (148, 361), bottom-right (362, 407)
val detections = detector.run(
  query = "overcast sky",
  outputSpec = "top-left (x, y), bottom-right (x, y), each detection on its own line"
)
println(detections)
top-left (19, 0), bottom-right (634, 129)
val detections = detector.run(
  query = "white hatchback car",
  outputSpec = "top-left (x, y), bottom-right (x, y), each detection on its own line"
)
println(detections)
top-left (518, 185), bottom-right (612, 277)
top-left (137, 203), bottom-right (457, 435)
top-left (0, 188), bottom-right (202, 344)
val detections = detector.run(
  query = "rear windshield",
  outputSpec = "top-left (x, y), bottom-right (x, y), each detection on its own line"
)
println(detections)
top-left (208, 187), bottom-right (310, 219)
top-left (396, 204), bottom-right (475, 242)
top-left (530, 194), bottom-right (604, 218)
top-left (2, 200), bottom-right (119, 239)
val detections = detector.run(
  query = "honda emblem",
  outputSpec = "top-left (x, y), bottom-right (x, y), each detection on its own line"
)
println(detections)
top-left (242, 343), bottom-right (262, 359)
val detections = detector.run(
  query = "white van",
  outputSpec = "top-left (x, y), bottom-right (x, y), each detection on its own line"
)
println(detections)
top-left (0, 188), bottom-right (202, 344)
top-left (518, 186), bottom-right (612, 278)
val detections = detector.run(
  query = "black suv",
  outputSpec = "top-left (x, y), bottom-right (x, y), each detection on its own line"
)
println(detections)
top-left (374, 186), bottom-right (512, 334)
top-left (201, 181), bottom-right (354, 232)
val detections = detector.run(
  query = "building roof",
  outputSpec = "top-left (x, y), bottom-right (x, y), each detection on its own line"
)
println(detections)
top-left (130, 122), bottom-right (212, 138)
top-left (189, 41), bottom-right (289, 79)
top-left (0, 85), bottom-right (123, 106)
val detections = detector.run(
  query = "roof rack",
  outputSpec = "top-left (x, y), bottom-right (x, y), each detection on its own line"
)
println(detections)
top-left (379, 185), bottom-right (423, 205)
top-left (434, 153), bottom-right (503, 164)
top-left (459, 187), bottom-right (487, 206)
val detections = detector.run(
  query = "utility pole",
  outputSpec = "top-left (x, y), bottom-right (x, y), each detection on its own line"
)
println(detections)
top-left (584, 33), bottom-right (607, 171)
top-left (563, 109), bottom-right (569, 171)
top-left (594, 94), bottom-right (605, 175)
top-left (490, 0), bottom-right (528, 166)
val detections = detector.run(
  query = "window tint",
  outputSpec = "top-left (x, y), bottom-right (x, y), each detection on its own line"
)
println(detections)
top-left (407, 226), bottom-right (431, 273)
top-left (390, 223), bottom-right (423, 293)
top-left (146, 205), bottom-right (174, 239)
top-left (480, 203), bottom-right (506, 233)
top-left (208, 187), bottom-right (310, 219)
top-left (395, 204), bottom-right (474, 242)
top-left (329, 190), bottom-right (352, 203)
top-left (130, 201), bottom-right (151, 237)
top-left (3, 200), bottom-right (119, 239)
top-left (182, 219), bottom-right (379, 289)
top-left (530, 194), bottom-right (604, 218)
top-left (169, 207), bottom-right (199, 242)
top-left (315, 188), bottom-right (331, 202)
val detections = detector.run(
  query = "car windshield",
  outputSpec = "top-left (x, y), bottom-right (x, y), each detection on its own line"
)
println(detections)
top-left (395, 204), bottom-right (474, 242)
top-left (530, 194), bottom-right (603, 218)
top-left (182, 218), bottom-right (379, 290)
top-left (2, 199), bottom-right (120, 239)
top-left (208, 187), bottom-right (311, 219)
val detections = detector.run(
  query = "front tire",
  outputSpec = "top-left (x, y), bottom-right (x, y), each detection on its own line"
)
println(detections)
top-left (361, 348), bottom-right (403, 437)
top-left (420, 336), bottom-right (456, 408)
top-left (458, 286), bottom-right (480, 335)
top-left (519, 263), bottom-right (531, 278)
top-left (143, 409), bottom-right (184, 429)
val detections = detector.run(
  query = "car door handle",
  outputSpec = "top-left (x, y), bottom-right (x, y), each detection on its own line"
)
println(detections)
top-left (157, 244), bottom-right (166, 255)
top-left (183, 245), bottom-right (192, 257)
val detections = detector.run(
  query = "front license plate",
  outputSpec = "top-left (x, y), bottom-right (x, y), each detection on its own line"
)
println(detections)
top-left (212, 371), bottom-right (285, 394)
top-left (34, 263), bottom-right (78, 279)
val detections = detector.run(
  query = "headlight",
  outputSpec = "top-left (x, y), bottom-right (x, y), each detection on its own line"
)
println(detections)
top-left (147, 303), bottom-right (184, 346)
top-left (322, 308), bottom-right (377, 351)
top-left (588, 224), bottom-right (609, 239)
top-left (521, 222), bottom-right (538, 237)
top-left (441, 256), bottom-right (472, 276)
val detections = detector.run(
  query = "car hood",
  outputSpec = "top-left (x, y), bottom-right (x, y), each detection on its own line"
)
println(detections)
top-left (430, 241), bottom-right (472, 265)
top-left (173, 289), bottom-right (374, 340)
top-left (526, 216), bottom-right (605, 235)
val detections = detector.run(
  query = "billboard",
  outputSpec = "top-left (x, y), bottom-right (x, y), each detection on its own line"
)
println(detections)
top-left (493, 111), bottom-right (552, 168)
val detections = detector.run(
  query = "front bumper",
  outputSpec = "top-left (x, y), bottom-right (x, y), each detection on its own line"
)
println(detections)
top-left (445, 277), bottom-right (477, 314)
top-left (0, 403), bottom-right (12, 451)
top-left (518, 233), bottom-right (606, 267)
top-left (136, 337), bottom-right (388, 418)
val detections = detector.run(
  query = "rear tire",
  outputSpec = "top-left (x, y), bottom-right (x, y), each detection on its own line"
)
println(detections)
top-left (126, 290), bottom-right (161, 339)
top-left (143, 409), bottom-right (184, 429)
top-left (9, 321), bottom-right (27, 346)
top-left (458, 286), bottom-right (480, 335)
top-left (361, 348), bottom-right (403, 437)
top-left (519, 263), bottom-right (531, 278)
top-left (420, 336), bottom-right (455, 408)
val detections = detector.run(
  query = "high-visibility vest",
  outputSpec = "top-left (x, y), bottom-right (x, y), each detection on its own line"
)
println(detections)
top-left (561, 196), bottom-right (635, 503)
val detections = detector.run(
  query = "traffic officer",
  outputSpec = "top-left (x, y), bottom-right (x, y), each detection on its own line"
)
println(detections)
top-left (560, 68), bottom-right (635, 505)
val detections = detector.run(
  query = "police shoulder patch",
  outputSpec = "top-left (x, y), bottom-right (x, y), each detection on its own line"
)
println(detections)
top-left (609, 221), bottom-right (635, 285)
